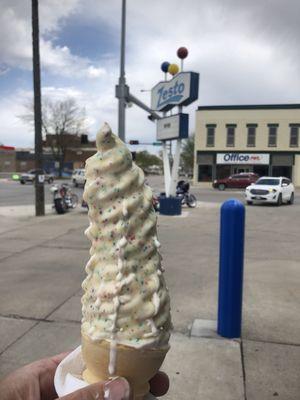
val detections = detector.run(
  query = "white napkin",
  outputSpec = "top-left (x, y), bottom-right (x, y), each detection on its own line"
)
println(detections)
top-left (54, 345), bottom-right (157, 399)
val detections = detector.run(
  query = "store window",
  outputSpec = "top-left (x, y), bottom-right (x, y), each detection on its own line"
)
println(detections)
top-left (216, 165), bottom-right (231, 179)
top-left (272, 166), bottom-right (292, 179)
top-left (198, 165), bottom-right (212, 182)
top-left (290, 125), bottom-right (299, 147)
top-left (226, 125), bottom-right (236, 147)
top-left (247, 124), bottom-right (257, 147)
top-left (268, 124), bottom-right (278, 147)
top-left (206, 125), bottom-right (215, 147)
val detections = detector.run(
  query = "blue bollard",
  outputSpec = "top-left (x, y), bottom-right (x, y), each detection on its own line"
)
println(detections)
top-left (217, 199), bottom-right (245, 338)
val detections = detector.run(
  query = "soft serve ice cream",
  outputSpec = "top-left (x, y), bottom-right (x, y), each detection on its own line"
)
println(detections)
top-left (81, 123), bottom-right (171, 383)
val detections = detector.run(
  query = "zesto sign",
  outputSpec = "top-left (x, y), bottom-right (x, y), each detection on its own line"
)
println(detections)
top-left (151, 71), bottom-right (199, 112)
top-left (217, 153), bottom-right (270, 165)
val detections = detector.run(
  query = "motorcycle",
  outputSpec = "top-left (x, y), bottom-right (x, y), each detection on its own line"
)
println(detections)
top-left (50, 183), bottom-right (78, 214)
top-left (156, 181), bottom-right (197, 210)
top-left (175, 180), bottom-right (197, 208)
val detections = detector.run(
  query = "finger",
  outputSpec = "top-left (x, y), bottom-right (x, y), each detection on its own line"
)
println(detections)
top-left (35, 352), bottom-right (70, 399)
top-left (56, 377), bottom-right (130, 400)
top-left (149, 371), bottom-right (170, 397)
top-left (50, 351), bottom-right (71, 367)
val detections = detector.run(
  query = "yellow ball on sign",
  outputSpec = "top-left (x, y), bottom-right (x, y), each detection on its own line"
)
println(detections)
top-left (168, 63), bottom-right (179, 76)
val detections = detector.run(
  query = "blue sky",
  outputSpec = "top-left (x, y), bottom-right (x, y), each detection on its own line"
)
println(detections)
top-left (1, 0), bottom-right (300, 149)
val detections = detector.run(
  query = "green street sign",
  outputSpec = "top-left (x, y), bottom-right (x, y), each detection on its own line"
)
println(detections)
top-left (152, 142), bottom-right (162, 146)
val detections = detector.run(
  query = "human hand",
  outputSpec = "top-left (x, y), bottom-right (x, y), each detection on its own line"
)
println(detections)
top-left (0, 353), bottom-right (169, 400)
top-left (57, 371), bottom-right (169, 399)
top-left (0, 352), bottom-right (69, 400)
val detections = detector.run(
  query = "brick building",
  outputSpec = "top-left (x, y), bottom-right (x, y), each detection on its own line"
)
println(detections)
top-left (1, 134), bottom-right (96, 175)
top-left (0, 146), bottom-right (16, 173)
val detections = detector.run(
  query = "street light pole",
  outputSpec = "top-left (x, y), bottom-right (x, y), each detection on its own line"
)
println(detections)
top-left (31, 0), bottom-right (45, 216)
top-left (118, 0), bottom-right (127, 142)
top-left (116, 0), bottom-right (160, 140)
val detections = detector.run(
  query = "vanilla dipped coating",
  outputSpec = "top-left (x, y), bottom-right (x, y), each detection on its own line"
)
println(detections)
top-left (81, 123), bottom-right (171, 350)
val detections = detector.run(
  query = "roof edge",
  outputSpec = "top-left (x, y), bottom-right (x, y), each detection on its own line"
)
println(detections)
top-left (197, 104), bottom-right (300, 111)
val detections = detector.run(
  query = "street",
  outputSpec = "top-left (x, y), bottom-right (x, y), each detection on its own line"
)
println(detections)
top-left (0, 179), bottom-right (83, 206)
top-left (1, 176), bottom-right (299, 207)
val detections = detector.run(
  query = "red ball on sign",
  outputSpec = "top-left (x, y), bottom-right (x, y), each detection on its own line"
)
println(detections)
top-left (177, 47), bottom-right (188, 59)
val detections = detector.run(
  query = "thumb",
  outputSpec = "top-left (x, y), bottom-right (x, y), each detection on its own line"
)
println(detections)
top-left (57, 377), bottom-right (130, 400)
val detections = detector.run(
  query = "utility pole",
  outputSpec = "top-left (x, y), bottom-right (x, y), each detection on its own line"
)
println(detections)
top-left (117, 0), bottom-right (127, 142)
top-left (31, 0), bottom-right (45, 216)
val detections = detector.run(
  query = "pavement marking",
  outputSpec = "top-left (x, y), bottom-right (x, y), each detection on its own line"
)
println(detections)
top-left (197, 201), bottom-right (220, 209)
top-left (190, 319), bottom-right (222, 340)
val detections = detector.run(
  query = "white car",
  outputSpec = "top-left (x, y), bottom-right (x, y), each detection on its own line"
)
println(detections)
top-left (72, 169), bottom-right (86, 187)
top-left (245, 176), bottom-right (295, 206)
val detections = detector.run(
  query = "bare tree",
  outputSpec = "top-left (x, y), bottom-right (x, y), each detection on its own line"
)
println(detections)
top-left (20, 97), bottom-right (88, 176)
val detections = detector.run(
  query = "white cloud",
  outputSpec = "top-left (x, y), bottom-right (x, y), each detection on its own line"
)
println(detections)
top-left (0, 84), bottom-right (118, 147)
top-left (0, 91), bottom-right (34, 147)
top-left (39, 39), bottom-right (107, 78)
top-left (0, 0), bottom-right (107, 79)
top-left (1, 0), bottom-right (300, 150)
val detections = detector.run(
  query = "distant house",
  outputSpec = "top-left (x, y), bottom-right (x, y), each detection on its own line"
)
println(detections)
top-left (16, 148), bottom-right (35, 172)
top-left (43, 133), bottom-right (96, 175)
top-left (0, 145), bottom-right (16, 172)
top-left (2, 134), bottom-right (97, 175)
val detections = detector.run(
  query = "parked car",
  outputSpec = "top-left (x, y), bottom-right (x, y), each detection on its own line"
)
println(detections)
top-left (213, 173), bottom-right (259, 190)
top-left (245, 176), bottom-right (294, 206)
top-left (72, 169), bottom-right (86, 187)
top-left (20, 169), bottom-right (54, 184)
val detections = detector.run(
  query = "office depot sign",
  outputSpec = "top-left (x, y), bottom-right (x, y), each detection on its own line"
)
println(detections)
top-left (217, 153), bottom-right (270, 165)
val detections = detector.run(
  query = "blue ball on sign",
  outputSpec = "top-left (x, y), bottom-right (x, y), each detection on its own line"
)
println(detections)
top-left (161, 61), bottom-right (170, 73)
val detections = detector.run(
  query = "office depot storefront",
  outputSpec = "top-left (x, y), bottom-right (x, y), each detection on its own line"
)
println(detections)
top-left (194, 104), bottom-right (300, 186)
top-left (195, 151), bottom-right (297, 183)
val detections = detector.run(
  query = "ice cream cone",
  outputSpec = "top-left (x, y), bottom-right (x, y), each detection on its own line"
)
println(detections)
top-left (80, 124), bottom-right (171, 399)
top-left (82, 334), bottom-right (169, 400)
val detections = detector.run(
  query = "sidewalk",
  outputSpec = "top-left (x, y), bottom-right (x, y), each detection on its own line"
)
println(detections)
top-left (0, 204), bottom-right (299, 399)
top-left (0, 204), bottom-right (53, 218)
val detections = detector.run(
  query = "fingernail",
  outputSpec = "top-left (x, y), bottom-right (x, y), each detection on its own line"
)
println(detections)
top-left (104, 377), bottom-right (130, 400)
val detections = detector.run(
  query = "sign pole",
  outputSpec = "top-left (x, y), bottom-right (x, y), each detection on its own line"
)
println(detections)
top-left (169, 138), bottom-right (181, 196)
top-left (162, 142), bottom-right (171, 196)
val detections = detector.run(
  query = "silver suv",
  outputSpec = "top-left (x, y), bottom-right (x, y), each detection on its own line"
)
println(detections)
top-left (20, 169), bottom-right (54, 184)
top-left (72, 169), bottom-right (86, 187)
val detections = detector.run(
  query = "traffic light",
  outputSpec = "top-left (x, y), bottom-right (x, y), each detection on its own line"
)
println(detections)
top-left (129, 140), bottom-right (139, 145)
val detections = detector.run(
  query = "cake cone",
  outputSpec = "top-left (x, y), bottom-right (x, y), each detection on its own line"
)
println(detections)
top-left (82, 335), bottom-right (169, 399)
